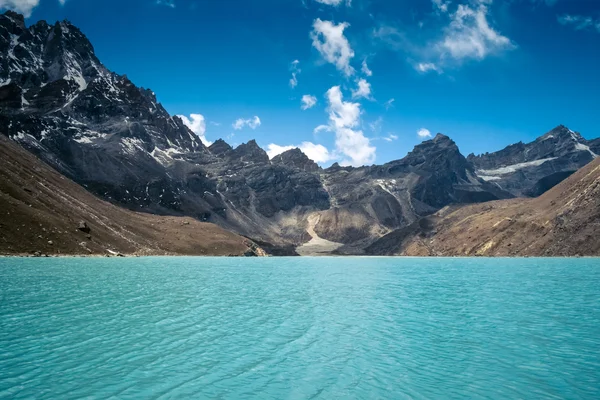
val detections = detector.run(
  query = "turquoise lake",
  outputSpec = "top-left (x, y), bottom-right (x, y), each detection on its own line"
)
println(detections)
top-left (1, 257), bottom-right (599, 399)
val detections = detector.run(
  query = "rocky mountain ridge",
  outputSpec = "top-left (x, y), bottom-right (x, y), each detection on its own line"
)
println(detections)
top-left (367, 157), bottom-right (600, 257)
top-left (1, 12), bottom-right (598, 255)
top-left (468, 125), bottom-right (598, 197)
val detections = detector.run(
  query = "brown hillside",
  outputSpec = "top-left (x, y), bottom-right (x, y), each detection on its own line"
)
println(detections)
top-left (367, 158), bottom-right (600, 257)
top-left (0, 135), bottom-right (263, 256)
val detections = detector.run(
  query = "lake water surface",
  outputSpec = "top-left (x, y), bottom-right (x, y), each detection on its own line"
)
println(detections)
top-left (1, 257), bottom-right (599, 399)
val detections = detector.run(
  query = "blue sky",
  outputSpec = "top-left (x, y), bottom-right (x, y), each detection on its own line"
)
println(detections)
top-left (3, 0), bottom-right (600, 166)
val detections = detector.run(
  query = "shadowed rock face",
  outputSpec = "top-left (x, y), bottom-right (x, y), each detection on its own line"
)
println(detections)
top-left (468, 125), bottom-right (598, 197)
top-left (2, 11), bottom-right (598, 255)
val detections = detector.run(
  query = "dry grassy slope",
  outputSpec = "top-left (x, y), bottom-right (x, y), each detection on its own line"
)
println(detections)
top-left (0, 135), bottom-right (264, 256)
top-left (371, 158), bottom-right (600, 257)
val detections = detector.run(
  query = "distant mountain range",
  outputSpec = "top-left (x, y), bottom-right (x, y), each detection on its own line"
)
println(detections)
top-left (1, 11), bottom-right (598, 256)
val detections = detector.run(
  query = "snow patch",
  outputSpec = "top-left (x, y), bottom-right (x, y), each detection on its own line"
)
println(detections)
top-left (477, 157), bottom-right (558, 177)
top-left (575, 142), bottom-right (598, 159)
top-left (120, 138), bottom-right (146, 155)
top-left (478, 176), bottom-right (502, 181)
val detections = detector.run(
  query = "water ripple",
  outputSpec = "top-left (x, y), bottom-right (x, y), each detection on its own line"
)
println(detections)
top-left (1, 257), bottom-right (600, 399)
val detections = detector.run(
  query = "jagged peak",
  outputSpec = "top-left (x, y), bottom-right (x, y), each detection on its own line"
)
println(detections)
top-left (231, 139), bottom-right (269, 163)
top-left (415, 133), bottom-right (458, 151)
top-left (2, 10), bottom-right (25, 28)
top-left (538, 125), bottom-right (583, 142)
top-left (210, 138), bottom-right (231, 147)
top-left (272, 147), bottom-right (319, 172)
top-left (208, 138), bottom-right (233, 155)
top-left (433, 133), bottom-right (451, 141)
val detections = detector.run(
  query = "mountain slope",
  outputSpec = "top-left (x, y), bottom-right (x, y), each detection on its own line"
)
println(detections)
top-left (0, 134), bottom-right (264, 256)
top-left (468, 125), bottom-right (598, 197)
top-left (367, 157), bottom-right (600, 257)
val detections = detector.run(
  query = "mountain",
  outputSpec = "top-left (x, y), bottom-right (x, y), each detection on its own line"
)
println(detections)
top-left (367, 157), bottom-right (600, 257)
top-left (468, 125), bottom-right (598, 197)
top-left (0, 134), bottom-right (265, 256)
top-left (1, 12), bottom-right (598, 256)
top-left (310, 134), bottom-right (512, 253)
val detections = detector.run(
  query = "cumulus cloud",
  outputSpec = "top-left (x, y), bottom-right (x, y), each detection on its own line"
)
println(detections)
top-left (289, 60), bottom-right (300, 89)
top-left (440, 3), bottom-right (515, 62)
top-left (301, 94), bottom-right (317, 110)
top-left (376, 1), bottom-right (514, 71)
top-left (417, 128), bottom-right (432, 138)
top-left (361, 59), bottom-right (373, 76)
top-left (178, 113), bottom-right (211, 145)
top-left (311, 19), bottom-right (355, 76)
top-left (558, 15), bottom-right (600, 32)
top-left (266, 142), bottom-right (332, 164)
top-left (232, 116), bottom-right (261, 130)
top-left (325, 86), bottom-right (376, 166)
top-left (0, 0), bottom-right (40, 17)
top-left (383, 134), bottom-right (398, 142)
top-left (351, 79), bottom-right (372, 100)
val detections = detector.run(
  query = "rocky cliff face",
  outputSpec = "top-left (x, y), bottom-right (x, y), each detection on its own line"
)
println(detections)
top-left (1, 12), bottom-right (597, 255)
top-left (468, 125), bottom-right (598, 197)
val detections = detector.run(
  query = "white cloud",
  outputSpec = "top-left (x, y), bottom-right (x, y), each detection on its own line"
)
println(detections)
top-left (156, 0), bottom-right (175, 8)
top-left (327, 86), bottom-right (361, 129)
top-left (351, 78), bottom-right (372, 100)
top-left (384, 98), bottom-right (395, 110)
top-left (179, 113), bottom-right (211, 146)
top-left (0, 0), bottom-right (40, 17)
top-left (315, 0), bottom-right (351, 6)
top-left (417, 128), bottom-right (432, 138)
top-left (299, 142), bottom-right (332, 163)
top-left (432, 0), bottom-right (450, 13)
top-left (376, 2), bottom-right (514, 70)
top-left (361, 59), bottom-right (373, 76)
top-left (383, 134), bottom-right (398, 142)
top-left (440, 3), bottom-right (515, 62)
top-left (416, 62), bottom-right (440, 73)
top-left (314, 124), bottom-right (331, 134)
top-left (558, 15), bottom-right (599, 32)
top-left (301, 94), bottom-right (317, 110)
top-left (289, 60), bottom-right (300, 88)
top-left (311, 19), bottom-right (355, 76)
top-left (325, 86), bottom-right (376, 166)
top-left (266, 142), bottom-right (332, 164)
top-left (232, 116), bottom-right (261, 130)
